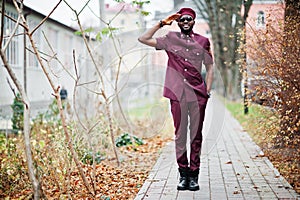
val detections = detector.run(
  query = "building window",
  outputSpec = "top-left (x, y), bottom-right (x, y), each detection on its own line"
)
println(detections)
top-left (47, 27), bottom-right (59, 52)
top-left (46, 27), bottom-right (59, 68)
top-left (121, 19), bottom-right (125, 25)
top-left (2, 10), bottom-right (20, 66)
top-left (63, 33), bottom-right (73, 67)
top-left (257, 11), bottom-right (265, 28)
top-left (27, 19), bottom-right (41, 67)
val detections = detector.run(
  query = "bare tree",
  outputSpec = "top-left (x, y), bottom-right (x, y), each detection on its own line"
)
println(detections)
top-left (192, 0), bottom-right (253, 99)
top-left (1, 0), bottom-right (95, 197)
top-left (0, 0), bottom-right (43, 198)
top-left (1, 0), bottom-right (151, 197)
top-left (244, 1), bottom-right (299, 145)
top-left (280, 0), bottom-right (300, 141)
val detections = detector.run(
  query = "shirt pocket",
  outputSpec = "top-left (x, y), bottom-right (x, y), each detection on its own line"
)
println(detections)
top-left (191, 49), bottom-right (203, 59)
top-left (170, 47), bottom-right (184, 60)
top-left (190, 49), bottom-right (204, 67)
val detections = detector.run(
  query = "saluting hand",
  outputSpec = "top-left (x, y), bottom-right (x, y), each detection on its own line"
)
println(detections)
top-left (161, 13), bottom-right (181, 26)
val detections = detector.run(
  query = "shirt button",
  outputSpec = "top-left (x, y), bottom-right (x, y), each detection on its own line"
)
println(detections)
top-left (186, 49), bottom-right (189, 52)
top-left (183, 78), bottom-right (187, 82)
top-left (184, 68), bottom-right (187, 71)
top-left (184, 58), bottom-right (188, 61)
top-left (187, 40), bottom-right (190, 43)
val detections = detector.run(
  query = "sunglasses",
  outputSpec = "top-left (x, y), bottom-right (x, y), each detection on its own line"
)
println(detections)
top-left (179, 17), bottom-right (193, 22)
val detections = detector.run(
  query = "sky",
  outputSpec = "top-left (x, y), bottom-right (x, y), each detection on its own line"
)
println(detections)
top-left (24, 0), bottom-right (174, 27)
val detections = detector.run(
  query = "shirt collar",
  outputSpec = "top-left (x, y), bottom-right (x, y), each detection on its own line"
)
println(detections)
top-left (180, 31), bottom-right (195, 39)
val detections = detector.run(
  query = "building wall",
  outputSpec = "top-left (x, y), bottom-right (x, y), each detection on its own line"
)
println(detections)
top-left (1, 4), bottom-right (25, 106)
top-left (105, 3), bottom-right (142, 32)
top-left (245, 1), bottom-right (285, 68)
top-left (246, 1), bottom-right (284, 32)
top-left (0, 3), bottom-right (89, 108)
top-left (99, 3), bottom-right (165, 106)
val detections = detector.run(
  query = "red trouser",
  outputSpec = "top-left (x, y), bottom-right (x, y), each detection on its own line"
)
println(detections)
top-left (170, 97), bottom-right (206, 171)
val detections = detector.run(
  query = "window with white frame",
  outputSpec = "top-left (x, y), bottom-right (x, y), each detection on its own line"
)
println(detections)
top-left (2, 10), bottom-right (20, 66)
top-left (63, 33), bottom-right (73, 68)
top-left (257, 11), bottom-right (266, 28)
top-left (27, 19), bottom-right (41, 67)
top-left (45, 27), bottom-right (59, 69)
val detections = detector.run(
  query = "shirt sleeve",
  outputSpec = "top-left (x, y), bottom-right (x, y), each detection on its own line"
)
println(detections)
top-left (203, 38), bottom-right (214, 65)
top-left (155, 33), bottom-right (170, 50)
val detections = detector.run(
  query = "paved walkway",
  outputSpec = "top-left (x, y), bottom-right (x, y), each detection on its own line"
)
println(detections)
top-left (135, 95), bottom-right (300, 200)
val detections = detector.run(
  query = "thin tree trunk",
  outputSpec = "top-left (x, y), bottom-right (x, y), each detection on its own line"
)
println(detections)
top-left (193, 0), bottom-right (253, 99)
top-left (15, 0), bottom-right (95, 194)
top-left (0, 50), bottom-right (42, 199)
top-left (27, 33), bottom-right (95, 196)
top-left (0, 1), bottom-right (42, 198)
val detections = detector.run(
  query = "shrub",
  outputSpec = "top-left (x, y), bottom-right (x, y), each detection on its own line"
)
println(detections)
top-left (10, 93), bottom-right (24, 132)
top-left (81, 150), bottom-right (105, 165)
top-left (245, 9), bottom-right (299, 146)
top-left (115, 133), bottom-right (144, 147)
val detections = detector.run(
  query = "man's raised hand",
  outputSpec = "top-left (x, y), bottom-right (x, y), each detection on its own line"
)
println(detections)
top-left (161, 13), bottom-right (181, 26)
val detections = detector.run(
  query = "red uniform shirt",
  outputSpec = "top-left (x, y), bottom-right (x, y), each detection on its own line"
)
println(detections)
top-left (156, 31), bottom-right (213, 104)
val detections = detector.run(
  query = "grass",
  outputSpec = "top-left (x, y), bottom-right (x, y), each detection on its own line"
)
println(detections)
top-left (225, 100), bottom-right (278, 143)
top-left (226, 101), bottom-right (264, 126)
top-left (125, 98), bottom-right (173, 139)
top-left (225, 98), bottom-right (285, 151)
top-left (127, 98), bottom-right (169, 119)
top-left (225, 99), bottom-right (300, 194)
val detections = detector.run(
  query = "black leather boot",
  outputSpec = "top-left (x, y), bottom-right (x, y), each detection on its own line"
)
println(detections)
top-left (177, 168), bottom-right (189, 190)
top-left (188, 169), bottom-right (200, 191)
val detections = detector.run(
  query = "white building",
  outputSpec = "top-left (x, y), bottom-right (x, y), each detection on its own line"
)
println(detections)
top-left (0, 1), bottom-right (95, 117)
top-left (0, 1), bottom-right (164, 131)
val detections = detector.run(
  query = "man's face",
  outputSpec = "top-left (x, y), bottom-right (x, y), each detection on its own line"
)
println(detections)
top-left (178, 14), bottom-right (195, 33)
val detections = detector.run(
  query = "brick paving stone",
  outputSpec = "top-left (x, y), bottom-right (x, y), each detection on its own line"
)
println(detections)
top-left (134, 96), bottom-right (300, 200)
top-left (160, 193), bottom-right (177, 200)
top-left (177, 191), bottom-right (194, 199)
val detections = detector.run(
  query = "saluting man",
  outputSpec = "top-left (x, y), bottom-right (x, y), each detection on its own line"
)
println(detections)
top-left (138, 7), bottom-right (214, 191)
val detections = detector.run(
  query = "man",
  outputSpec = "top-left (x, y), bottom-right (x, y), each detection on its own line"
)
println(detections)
top-left (60, 86), bottom-right (68, 101)
top-left (138, 8), bottom-right (214, 191)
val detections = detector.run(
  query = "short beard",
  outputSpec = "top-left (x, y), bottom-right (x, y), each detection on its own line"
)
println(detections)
top-left (179, 26), bottom-right (194, 35)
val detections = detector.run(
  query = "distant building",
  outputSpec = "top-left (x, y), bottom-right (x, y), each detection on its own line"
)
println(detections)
top-left (98, 2), bottom-right (166, 107)
top-left (104, 3), bottom-right (142, 32)
top-left (0, 1), bottom-right (94, 116)
top-left (245, 0), bottom-right (285, 104)
top-left (247, 0), bottom-right (284, 30)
